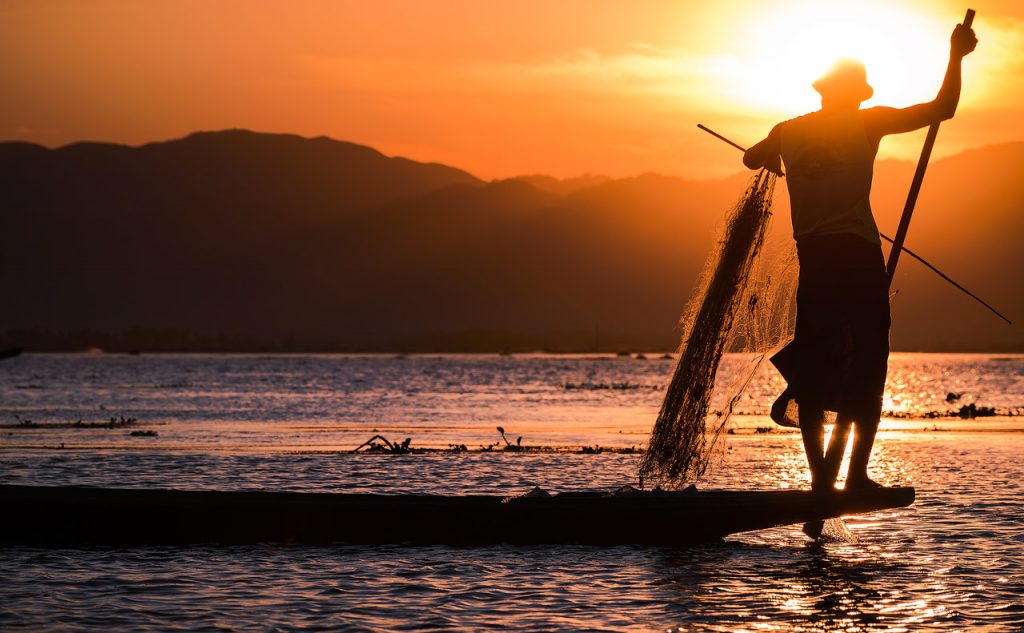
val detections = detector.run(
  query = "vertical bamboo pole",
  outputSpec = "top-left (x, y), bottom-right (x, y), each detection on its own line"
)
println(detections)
top-left (886, 9), bottom-right (975, 284)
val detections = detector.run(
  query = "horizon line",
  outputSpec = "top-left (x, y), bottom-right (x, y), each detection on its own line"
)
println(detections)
top-left (5, 127), bottom-right (1024, 184)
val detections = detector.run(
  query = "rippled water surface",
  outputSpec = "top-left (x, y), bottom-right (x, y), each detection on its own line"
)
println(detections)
top-left (1, 353), bottom-right (1022, 631)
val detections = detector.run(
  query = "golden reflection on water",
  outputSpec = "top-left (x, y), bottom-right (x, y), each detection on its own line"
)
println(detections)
top-left (768, 545), bottom-right (959, 633)
top-left (774, 550), bottom-right (889, 631)
top-left (766, 441), bottom-right (813, 489)
top-left (652, 538), bottom-right (955, 633)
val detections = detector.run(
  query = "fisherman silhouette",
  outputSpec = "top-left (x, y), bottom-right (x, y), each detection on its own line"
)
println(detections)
top-left (742, 22), bottom-right (977, 492)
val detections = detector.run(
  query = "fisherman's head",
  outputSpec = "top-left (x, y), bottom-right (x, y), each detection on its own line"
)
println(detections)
top-left (813, 59), bottom-right (873, 109)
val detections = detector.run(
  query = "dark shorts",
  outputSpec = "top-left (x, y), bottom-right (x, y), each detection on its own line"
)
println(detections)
top-left (775, 234), bottom-right (890, 419)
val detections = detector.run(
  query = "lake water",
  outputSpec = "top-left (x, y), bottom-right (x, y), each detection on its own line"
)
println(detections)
top-left (1, 353), bottom-right (1022, 631)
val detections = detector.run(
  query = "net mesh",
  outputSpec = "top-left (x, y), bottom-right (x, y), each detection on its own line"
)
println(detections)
top-left (639, 169), bottom-right (797, 488)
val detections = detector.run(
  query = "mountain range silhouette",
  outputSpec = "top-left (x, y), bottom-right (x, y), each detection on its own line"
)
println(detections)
top-left (2, 129), bottom-right (1020, 352)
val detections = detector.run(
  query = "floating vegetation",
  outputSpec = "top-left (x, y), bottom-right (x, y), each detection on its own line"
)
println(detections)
top-left (727, 427), bottom-right (776, 435)
top-left (479, 427), bottom-right (529, 452)
top-left (496, 426), bottom-right (523, 452)
top-left (882, 404), bottom-right (1011, 419)
top-left (721, 403), bottom-right (1017, 420)
top-left (74, 416), bottom-right (137, 429)
top-left (957, 403), bottom-right (997, 419)
top-left (353, 434), bottom-right (412, 454)
top-left (352, 431), bottom-right (639, 455)
top-left (2, 416), bottom-right (159, 430)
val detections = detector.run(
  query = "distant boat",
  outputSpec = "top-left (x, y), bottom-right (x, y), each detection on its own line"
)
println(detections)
top-left (0, 484), bottom-right (914, 546)
top-left (0, 347), bottom-right (22, 360)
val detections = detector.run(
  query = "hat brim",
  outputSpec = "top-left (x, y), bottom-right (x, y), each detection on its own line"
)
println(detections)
top-left (812, 78), bottom-right (874, 102)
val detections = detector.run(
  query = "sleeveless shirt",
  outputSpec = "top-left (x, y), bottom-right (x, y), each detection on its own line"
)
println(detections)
top-left (780, 109), bottom-right (881, 246)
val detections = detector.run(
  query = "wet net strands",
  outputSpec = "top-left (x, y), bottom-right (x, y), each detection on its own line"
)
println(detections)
top-left (640, 170), bottom-right (778, 488)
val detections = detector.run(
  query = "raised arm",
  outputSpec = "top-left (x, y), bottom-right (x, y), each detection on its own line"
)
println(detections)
top-left (865, 22), bottom-right (978, 141)
top-left (743, 123), bottom-right (783, 176)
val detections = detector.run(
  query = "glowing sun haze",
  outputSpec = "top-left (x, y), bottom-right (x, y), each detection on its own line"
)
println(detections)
top-left (2, 0), bottom-right (1022, 178)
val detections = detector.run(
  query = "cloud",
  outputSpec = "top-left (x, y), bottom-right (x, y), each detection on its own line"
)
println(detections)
top-left (468, 44), bottom-right (733, 99)
top-left (293, 43), bottom-right (733, 102)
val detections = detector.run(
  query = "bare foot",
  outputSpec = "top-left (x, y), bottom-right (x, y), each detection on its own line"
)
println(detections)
top-left (810, 478), bottom-right (837, 494)
top-left (802, 520), bottom-right (824, 540)
top-left (845, 477), bottom-right (883, 492)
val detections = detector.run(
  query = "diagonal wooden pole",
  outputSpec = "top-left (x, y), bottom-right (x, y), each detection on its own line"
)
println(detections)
top-left (886, 8), bottom-right (975, 285)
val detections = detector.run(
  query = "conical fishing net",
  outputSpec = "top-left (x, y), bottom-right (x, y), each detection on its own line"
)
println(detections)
top-left (640, 169), bottom-right (796, 488)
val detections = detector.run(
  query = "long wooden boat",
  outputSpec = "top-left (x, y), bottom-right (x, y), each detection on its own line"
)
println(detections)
top-left (0, 484), bottom-right (914, 546)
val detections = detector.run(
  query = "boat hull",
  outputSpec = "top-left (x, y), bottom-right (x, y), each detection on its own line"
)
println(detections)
top-left (0, 484), bottom-right (915, 546)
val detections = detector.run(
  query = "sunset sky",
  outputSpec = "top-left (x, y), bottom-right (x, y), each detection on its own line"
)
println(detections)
top-left (2, 0), bottom-right (1022, 179)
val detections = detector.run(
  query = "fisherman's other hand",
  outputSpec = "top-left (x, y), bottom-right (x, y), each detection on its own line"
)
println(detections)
top-left (763, 154), bottom-right (784, 177)
top-left (951, 23), bottom-right (977, 58)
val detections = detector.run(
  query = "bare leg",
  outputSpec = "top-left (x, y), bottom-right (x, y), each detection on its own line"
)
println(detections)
top-left (822, 415), bottom-right (854, 486)
top-left (798, 411), bottom-right (847, 540)
top-left (798, 403), bottom-right (826, 491)
top-left (846, 417), bottom-right (881, 489)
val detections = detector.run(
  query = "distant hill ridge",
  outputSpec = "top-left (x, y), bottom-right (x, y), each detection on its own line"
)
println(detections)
top-left (2, 130), bottom-right (1021, 352)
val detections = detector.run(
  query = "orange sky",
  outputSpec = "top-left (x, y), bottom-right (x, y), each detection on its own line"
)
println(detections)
top-left (2, 0), bottom-right (1022, 179)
